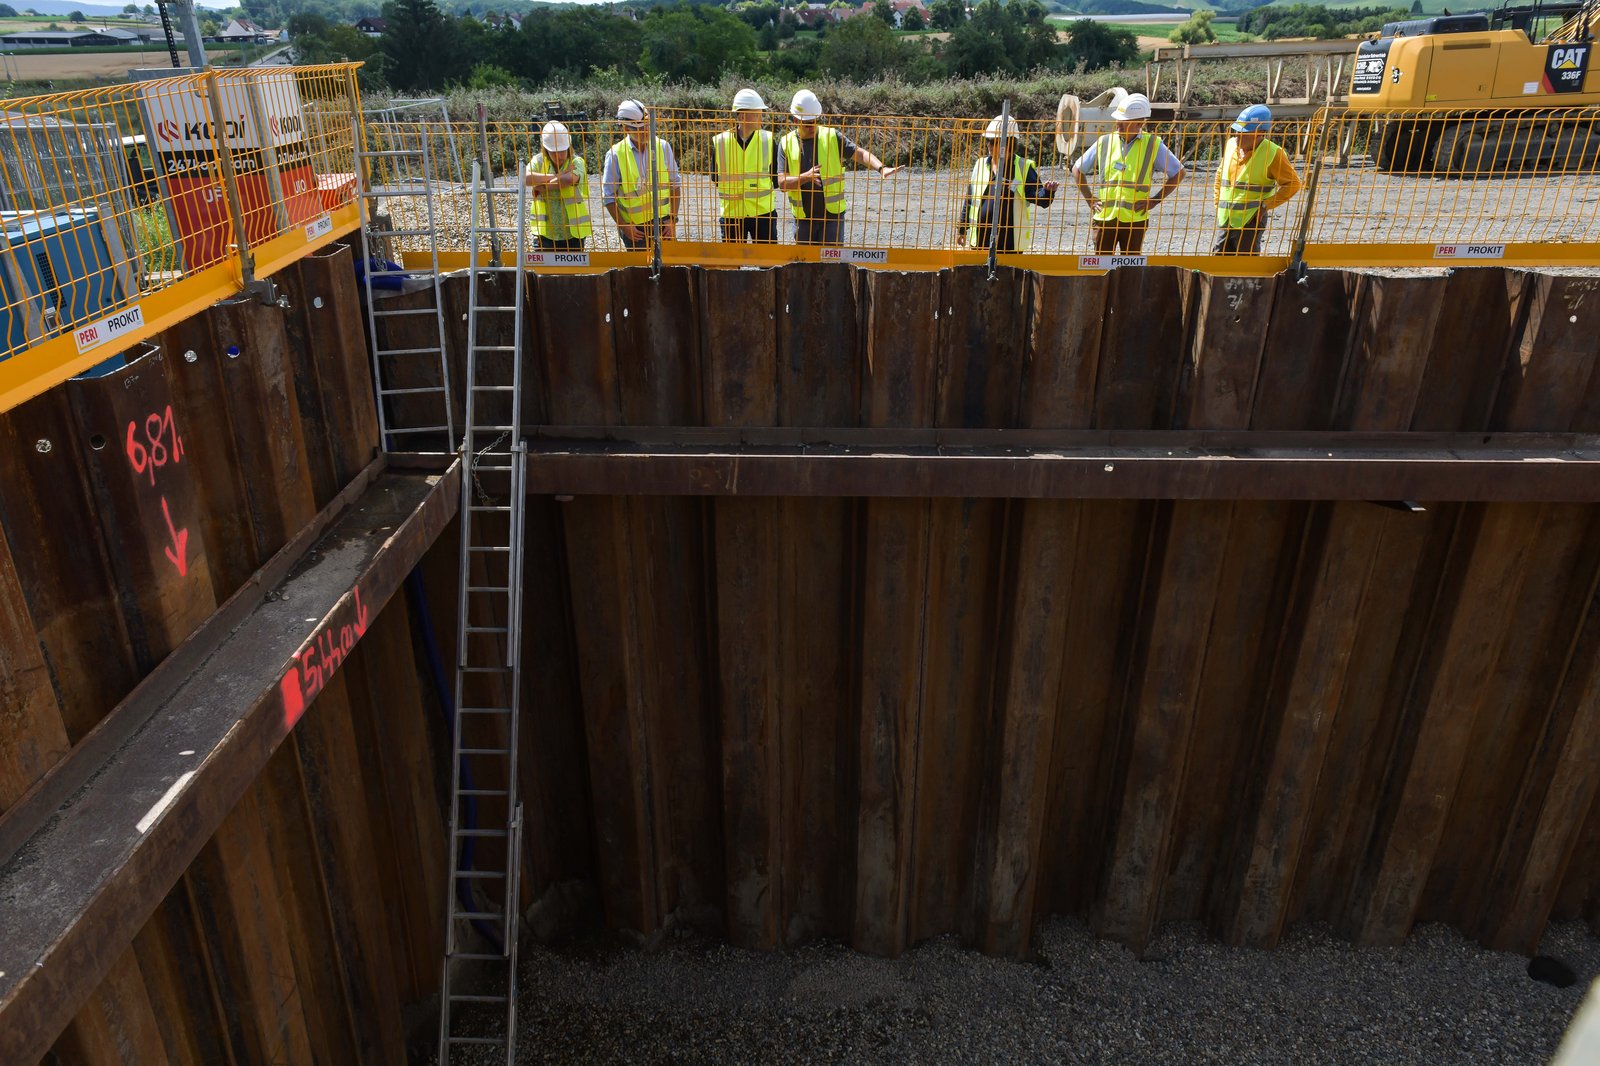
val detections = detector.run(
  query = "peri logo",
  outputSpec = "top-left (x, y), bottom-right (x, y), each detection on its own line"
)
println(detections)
top-left (155, 118), bottom-right (180, 143)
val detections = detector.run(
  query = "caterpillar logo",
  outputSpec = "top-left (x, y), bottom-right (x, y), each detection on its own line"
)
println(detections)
top-left (1544, 44), bottom-right (1590, 93)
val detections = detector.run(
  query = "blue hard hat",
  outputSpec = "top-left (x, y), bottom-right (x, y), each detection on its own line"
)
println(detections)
top-left (1232, 104), bottom-right (1272, 133)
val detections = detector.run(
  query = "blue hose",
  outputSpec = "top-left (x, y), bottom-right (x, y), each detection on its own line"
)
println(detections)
top-left (406, 569), bottom-right (505, 953)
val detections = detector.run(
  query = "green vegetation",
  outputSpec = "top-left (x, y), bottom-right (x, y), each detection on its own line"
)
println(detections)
top-left (131, 203), bottom-right (176, 275)
top-left (1236, 3), bottom-right (1405, 37)
top-left (1170, 9), bottom-right (1216, 41)
top-left (295, 0), bottom-right (1148, 93)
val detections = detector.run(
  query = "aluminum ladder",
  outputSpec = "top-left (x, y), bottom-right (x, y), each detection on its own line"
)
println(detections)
top-left (438, 160), bottom-right (529, 1065)
top-left (355, 116), bottom-right (455, 449)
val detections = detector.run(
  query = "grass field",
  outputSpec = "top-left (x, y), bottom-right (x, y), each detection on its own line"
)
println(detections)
top-left (1, 47), bottom-right (234, 80)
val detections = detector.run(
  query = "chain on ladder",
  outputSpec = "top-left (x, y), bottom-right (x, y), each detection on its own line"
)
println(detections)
top-left (439, 160), bottom-right (528, 1066)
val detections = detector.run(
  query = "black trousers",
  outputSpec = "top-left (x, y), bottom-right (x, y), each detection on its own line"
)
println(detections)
top-left (721, 212), bottom-right (778, 243)
top-left (536, 236), bottom-right (585, 251)
top-left (795, 215), bottom-right (845, 246)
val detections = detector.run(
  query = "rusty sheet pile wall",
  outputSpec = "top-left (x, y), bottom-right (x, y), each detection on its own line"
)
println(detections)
top-left (0, 243), bottom-right (453, 1065)
top-left (427, 263), bottom-right (1600, 962)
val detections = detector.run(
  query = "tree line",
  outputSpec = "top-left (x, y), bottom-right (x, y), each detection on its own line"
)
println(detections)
top-left (290, 0), bottom-right (1142, 93)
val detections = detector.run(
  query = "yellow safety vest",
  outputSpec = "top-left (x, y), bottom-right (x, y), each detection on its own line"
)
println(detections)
top-left (526, 153), bottom-right (592, 240)
top-left (780, 127), bottom-right (846, 220)
top-left (1217, 137), bottom-right (1279, 228)
top-left (1092, 132), bottom-right (1160, 225)
top-left (965, 153), bottom-right (1034, 252)
top-left (610, 136), bottom-right (672, 225)
top-left (713, 129), bottom-right (776, 219)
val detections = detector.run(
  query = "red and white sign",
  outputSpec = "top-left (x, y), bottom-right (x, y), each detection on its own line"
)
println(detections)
top-left (1434, 243), bottom-right (1505, 260)
top-left (526, 250), bottom-right (590, 268)
top-left (1077, 254), bottom-right (1148, 270)
top-left (140, 75), bottom-right (323, 269)
top-left (819, 247), bottom-right (889, 264)
top-left (73, 303), bottom-right (145, 354)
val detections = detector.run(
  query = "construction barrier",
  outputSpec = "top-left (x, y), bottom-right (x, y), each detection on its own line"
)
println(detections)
top-left (0, 62), bottom-right (363, 413)
top-left (11, 71), bottom-right (1600, 411)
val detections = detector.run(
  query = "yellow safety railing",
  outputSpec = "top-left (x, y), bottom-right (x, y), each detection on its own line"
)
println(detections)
top-left (12, 74), bottom-right (1600, 412)
top-left (380, 110), bottom-right (1325, 272)
top-left (1298, 106), bottom-right (1600, 267)
top-left (0, 63), bottom-right (363, 414)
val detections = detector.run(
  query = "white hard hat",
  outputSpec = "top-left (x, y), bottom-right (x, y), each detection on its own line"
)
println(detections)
top-left (1111, 93), bottom-right (1151, 121)
top-left (732, 88), bottom-right (768, 112)
top-left (789, 89), bottom-right (822, 120)
top-left (983, 115), bottom-right (1018, 139)
top-left (540, 120), bottom-right (570, 152)
top-left (616, 99), bottom-right (647, 123)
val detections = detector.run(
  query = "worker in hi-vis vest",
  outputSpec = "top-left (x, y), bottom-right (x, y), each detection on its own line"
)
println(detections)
top-left (523, 121), bottom-right (591, 251)
top-left (1214, 104), bottom-right (1303, 255)
top-left (601, 99), bottom-right (681, 250)
top-left (713, 89), bottom-right (780, 244)
top-left (959, 114), bottom-right (1059, 254)
top-left (1071, 93), bottom-right (1185, 255)
top-left (778, 89), bottom-right (902, 247)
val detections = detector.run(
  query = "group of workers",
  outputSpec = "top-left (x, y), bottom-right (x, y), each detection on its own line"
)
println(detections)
top-left (524, 89), bottom-right (1304, 258)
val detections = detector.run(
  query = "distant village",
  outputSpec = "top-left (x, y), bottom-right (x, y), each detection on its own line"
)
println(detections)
top-left (0, 14), bottom-right (280, 51)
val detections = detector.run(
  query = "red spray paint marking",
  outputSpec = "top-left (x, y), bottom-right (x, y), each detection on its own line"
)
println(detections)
top-left (160, 497), bottom-right (188, 576)
top-left (281, 586), bottom-right (371, 730)
top-left (124, 405), bottom-right (192, 578)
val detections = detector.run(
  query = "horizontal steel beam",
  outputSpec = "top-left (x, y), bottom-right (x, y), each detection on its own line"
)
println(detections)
top-left (517, 430), bottom-right (1600, 502)
top-left (0, 454), bottom-right (460, 1066)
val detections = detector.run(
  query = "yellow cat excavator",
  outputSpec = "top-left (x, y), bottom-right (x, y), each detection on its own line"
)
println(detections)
top-left (1349, 0), bottom-right (1600, 172)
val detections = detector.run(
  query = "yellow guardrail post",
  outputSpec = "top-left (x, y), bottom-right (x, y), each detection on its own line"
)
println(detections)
top-left (1290, 106), bottom-right (1331, 278)
top-left (202, 68), bottom-right (272, 302)
top-left (648, 106), bottom-right (662, 279)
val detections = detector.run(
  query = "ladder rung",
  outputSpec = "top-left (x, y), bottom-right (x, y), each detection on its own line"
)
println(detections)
top-left (383, 425), bottom-right (450, 435)
top-left (454, 826), bottom-right (508, 836)
top-left (453, 869), bottom-right (508, 878)
top-left (458, 787), bottom-right (510, 796)
top-left (461, 665), bottom-right (512, 673)
top-left (460, 707), bottom-right (512, 715)
top-left (472, 345), bottom-right (518, 353)
top-left (466, 584), bottom-right (511, 592)
top-left (468, 546), bottom-right (511, 553)
top-left (464, 624), bottom-right (509, 633)
top-left (372, 307), bottom-right (437, 317)
top-left (379, 386), bottom-right (445, 397)
top-left (452, 910), bottom-right (509, 921)
top-left (447, 1037), bottom-right (509, 1046)
top-left (450, 952), bottom-right (513, 961)
top-left (379, 228), bottom-right (437, 237)
top-left (376, 347), bottom-right (442, 357)
top-left (449, 993), bottom-right (510, 1003)
top-left (476, 306), bottom-right (518, 313)
top-left (470, 385), bottom-right (516, 392)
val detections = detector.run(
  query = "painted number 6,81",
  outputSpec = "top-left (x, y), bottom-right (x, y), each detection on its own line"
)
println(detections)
top-left (125, 405), bottom-right (185, 486)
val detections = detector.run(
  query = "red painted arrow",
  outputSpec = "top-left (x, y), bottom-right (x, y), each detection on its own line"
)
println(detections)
top-left (160, 496), bottom-right (188, 577)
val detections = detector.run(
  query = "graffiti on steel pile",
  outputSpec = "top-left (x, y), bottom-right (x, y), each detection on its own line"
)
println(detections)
top-left (123, 403), bottom-right (190, 576)
top-left (278, 586), bottom-right (370, 730)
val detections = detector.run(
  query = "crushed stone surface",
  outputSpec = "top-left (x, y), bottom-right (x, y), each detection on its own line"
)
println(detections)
top-left (442, 918), bottom-right (1600, 1064)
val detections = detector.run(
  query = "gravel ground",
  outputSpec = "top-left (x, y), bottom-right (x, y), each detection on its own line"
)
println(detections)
top-left (439, 918), bottom-right (1600, 1065)
top-left (383, 159), bottom-right (1600, 261)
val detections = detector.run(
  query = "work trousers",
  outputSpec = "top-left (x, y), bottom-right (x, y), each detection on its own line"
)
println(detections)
top-left (795, 215), bottom-right (845, 246)
top-left (721, 212), bottom-right (779, 244)
top-left (536, 236), bottom-right (585, 251)
top-left (1091, 220), bottom-right (1147, 254)
top-left (1214, 211), bottom-right (1268, 255)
